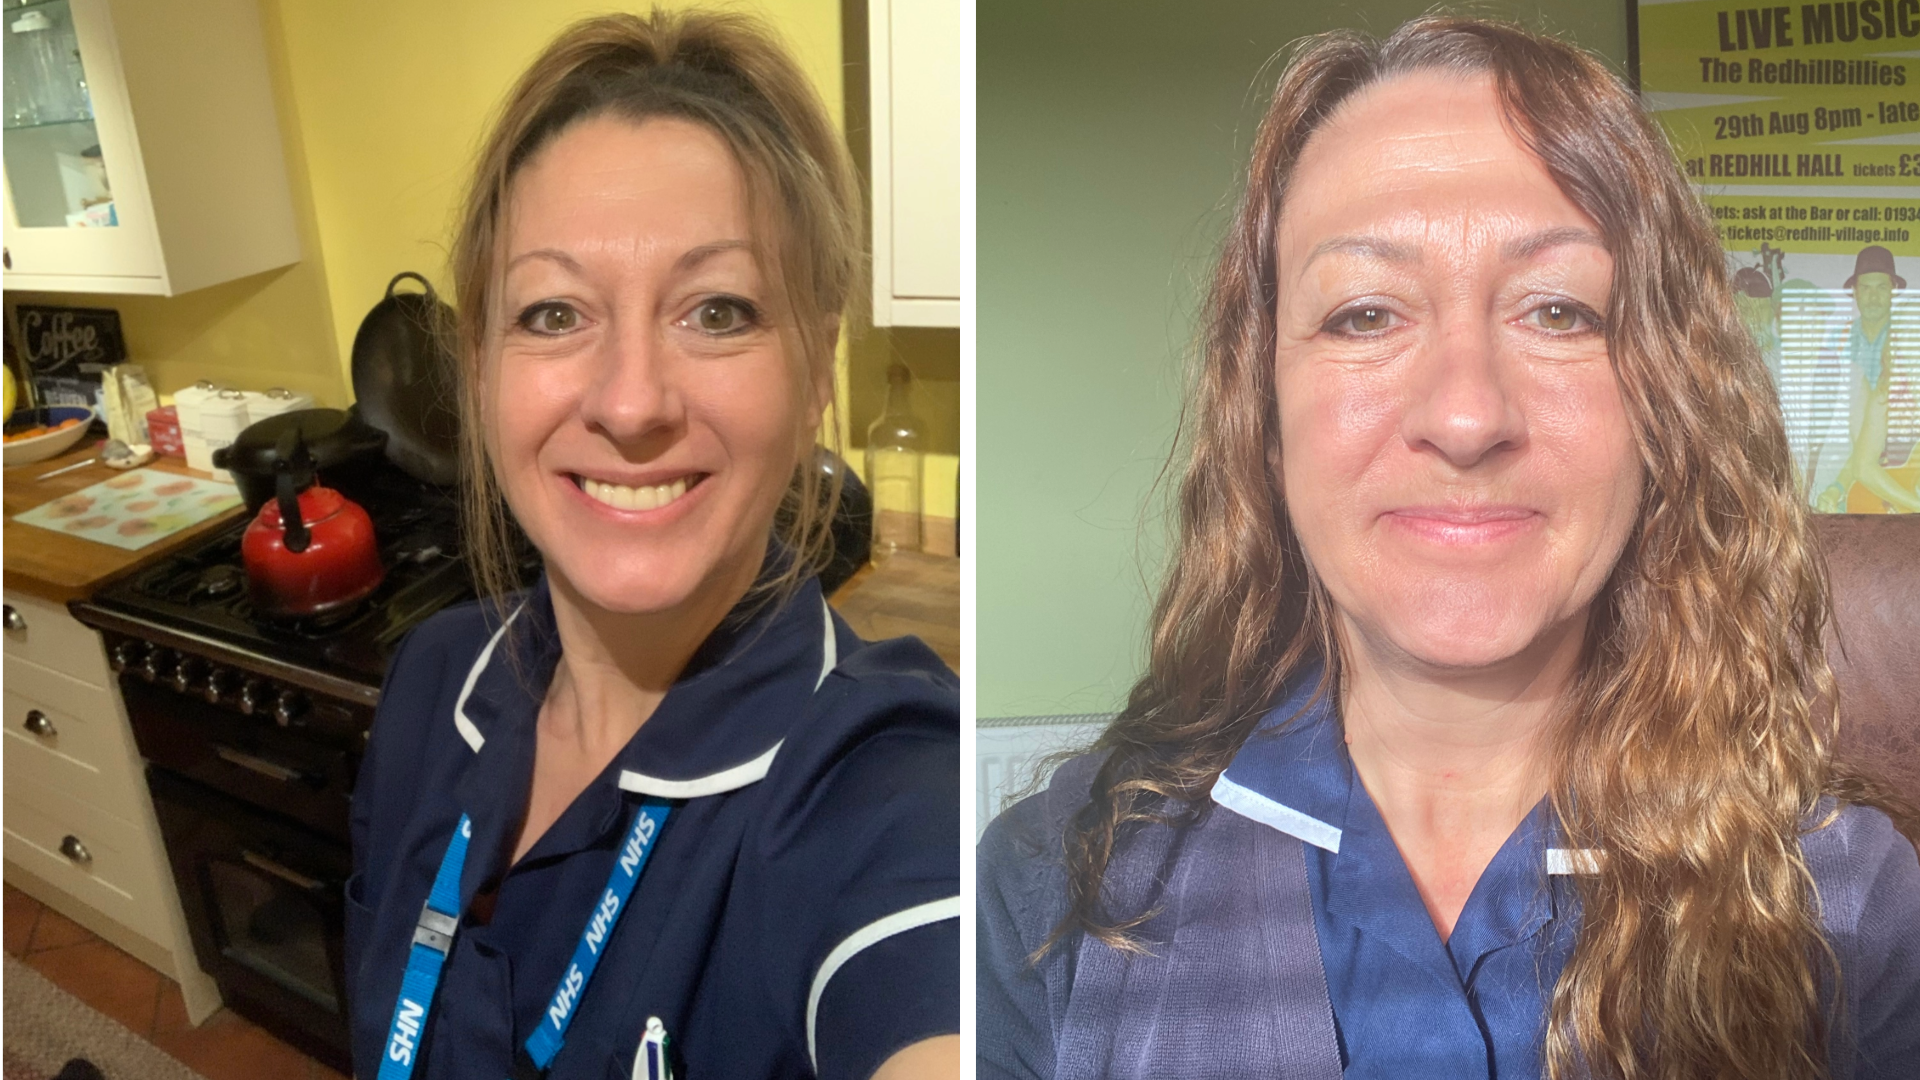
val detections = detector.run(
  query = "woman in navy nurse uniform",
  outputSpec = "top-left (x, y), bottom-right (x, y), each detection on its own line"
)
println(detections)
top-left (344, 12), bottom-right (958, 1080)
top-left (978, 17), bottom-right (1919, 1080)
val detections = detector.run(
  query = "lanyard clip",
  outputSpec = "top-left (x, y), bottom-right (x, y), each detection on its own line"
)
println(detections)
top-left (413, 904), bottom-right (458, 954)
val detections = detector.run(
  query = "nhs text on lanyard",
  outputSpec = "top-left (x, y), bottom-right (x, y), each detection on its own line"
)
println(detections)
top-left (378, 799), bottom-right (673, 1080)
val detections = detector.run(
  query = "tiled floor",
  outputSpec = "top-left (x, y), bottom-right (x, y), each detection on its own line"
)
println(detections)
top-left (4, 882), bottom-right (348, 1080)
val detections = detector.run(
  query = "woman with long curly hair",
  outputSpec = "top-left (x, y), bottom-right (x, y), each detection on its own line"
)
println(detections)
top-left (977, 17), bottom-right (1919, 1080)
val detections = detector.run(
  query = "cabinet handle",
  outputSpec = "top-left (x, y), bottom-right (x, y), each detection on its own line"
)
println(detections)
top-left (23, 710), bottom-right (56, 738)
top-left (240, 850), bottom-right (323, 891)
top-left (213, 744), bottom-right (302, 783)
top-left (59, 835), bottom-right (91, 865)
top-left (3, 248), bottom-right (11, 271)
top-left (3, 605), bottom-right (24, 632)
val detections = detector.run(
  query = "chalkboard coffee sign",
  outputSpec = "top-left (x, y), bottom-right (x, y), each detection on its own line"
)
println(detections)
top-left (12, 304), bottom-right (128, 409)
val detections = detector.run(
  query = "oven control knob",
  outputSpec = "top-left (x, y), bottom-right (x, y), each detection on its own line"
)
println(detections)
top-left (110, 639), bottom-right (150, 674)
top-left (238, 679), bottom-right (271, 717)
top-left (204, 668), bottom-right (239, 704)
top-left (172, 656), bottom-right (208, 694)
top-left (274, 691), bottom-right (309, 727)
top-left (141, 648), bottom-right (176, 684)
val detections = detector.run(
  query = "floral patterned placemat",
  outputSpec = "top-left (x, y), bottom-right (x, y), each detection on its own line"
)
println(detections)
top-left (13, 469), bottom-right (243, 550)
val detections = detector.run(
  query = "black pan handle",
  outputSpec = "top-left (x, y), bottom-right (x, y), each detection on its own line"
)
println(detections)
top-left (385, 271), bottom-right (436, 303)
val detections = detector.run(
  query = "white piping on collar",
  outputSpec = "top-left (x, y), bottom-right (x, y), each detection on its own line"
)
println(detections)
top-left (816, 595), bottom-right (836, 690)
top-left (617, 741), bottom-right (784, 799)
top-left (806, 896), bottom-right (960, 1072)
top-left (453, 604), bottom-right (525, 753)
top-left (1546, 848), bottom-right (1601, 875)
top-left (1211, 773), bottom-right (1343, 853)
top-left (1215, 770), bottom-right (1602, 876)
top-left (615, 597), bottom-right (839, 799)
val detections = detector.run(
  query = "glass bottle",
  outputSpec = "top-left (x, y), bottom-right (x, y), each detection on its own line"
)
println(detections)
top-left (864, 362), bottom-right (925, 565)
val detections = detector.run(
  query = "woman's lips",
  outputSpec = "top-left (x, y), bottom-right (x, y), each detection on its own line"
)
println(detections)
top-left (1383, 505), bottom-right (1542, 545)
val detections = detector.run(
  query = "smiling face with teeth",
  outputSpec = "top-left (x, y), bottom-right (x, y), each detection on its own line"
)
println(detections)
top-left (484, 115), bottom-right (826, 621)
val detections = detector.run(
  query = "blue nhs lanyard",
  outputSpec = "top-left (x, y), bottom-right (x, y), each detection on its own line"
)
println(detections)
top-left (377, 798), bottom-right (673, 1080)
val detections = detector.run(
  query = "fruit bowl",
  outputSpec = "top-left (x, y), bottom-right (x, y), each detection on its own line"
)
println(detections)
top-left (4, 406), bottom-right (98, 467)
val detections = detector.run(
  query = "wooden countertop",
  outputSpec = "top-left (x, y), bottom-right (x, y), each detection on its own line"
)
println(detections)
top-left (3, 441), bottom-right (246, 604)
top-left (828, 550), bottom-right (961, 675)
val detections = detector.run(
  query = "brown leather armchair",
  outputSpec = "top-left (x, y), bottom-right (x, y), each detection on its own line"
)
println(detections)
top-left (1816, 514), bottom-right (1920, 810)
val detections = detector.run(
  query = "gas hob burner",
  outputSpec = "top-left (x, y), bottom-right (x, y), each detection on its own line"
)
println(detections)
top-left (260, 598), bottom-right (374, 636)
top-left (390, 529), bottom-right (458, 566)
top-left (193, 564), bottom-right (247, 603)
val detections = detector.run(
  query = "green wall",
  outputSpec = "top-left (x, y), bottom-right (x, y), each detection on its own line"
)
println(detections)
top-left (977, 0), bottom-right (1630, 718)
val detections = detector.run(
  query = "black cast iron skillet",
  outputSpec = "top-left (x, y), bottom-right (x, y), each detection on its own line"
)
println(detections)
top-left (351, 272), bottom-right (461, 486)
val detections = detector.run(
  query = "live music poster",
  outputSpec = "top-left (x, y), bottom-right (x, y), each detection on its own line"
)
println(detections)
top-left (1636, 0), bottom-right (1920, 511)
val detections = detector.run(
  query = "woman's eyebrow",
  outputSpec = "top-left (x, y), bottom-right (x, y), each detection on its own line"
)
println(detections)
top-left (1501, 226), bottom-right (1606, 261)
top-left (674, 239), bottom-right (752, 272)
top-left (501, 241), bottom-right (752, 275)
top-left (506, 247), bottom-right (583, 273)
top-left (1305, 235), bottom-right (1420, 267)
top-left (1302, 226), bottom-right (1605, 270)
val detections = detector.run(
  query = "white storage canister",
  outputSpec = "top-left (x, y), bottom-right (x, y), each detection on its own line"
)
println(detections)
top-left (199, 390), bottom-right (251, 481)
top-left (243, 387), bottom-right (315, 424)
top-left (174, 381), bottom-right (221, 473)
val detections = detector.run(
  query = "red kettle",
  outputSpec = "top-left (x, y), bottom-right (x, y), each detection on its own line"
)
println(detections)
top-left (242, 429), bottom-right (385, 618)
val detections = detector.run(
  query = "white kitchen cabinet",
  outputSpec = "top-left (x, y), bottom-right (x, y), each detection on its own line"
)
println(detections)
top-left (2, 588), bottom-right (222, 1023)
top-left (1, 0), bottom-right (298, 296)
top-left (867, 0), bottom-right (960, 327)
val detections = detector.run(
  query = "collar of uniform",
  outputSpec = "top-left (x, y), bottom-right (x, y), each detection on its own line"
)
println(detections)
top-left (1209, 667), bottom-right (1597, 874)
top-left (1210, 669), bottom-right (1562, 978)
top-left (449, 570), bottom-right (838, 866)
top-left (1209, 668), bottom-right (1349, 853)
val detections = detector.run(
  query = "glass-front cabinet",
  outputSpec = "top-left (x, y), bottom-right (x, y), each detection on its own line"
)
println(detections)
top-left (5, 0), bottom-right (115, 228)
top-left (1, 0), bottom-right (162, 285)
top-left (0, 0), bottom-right (296, 295)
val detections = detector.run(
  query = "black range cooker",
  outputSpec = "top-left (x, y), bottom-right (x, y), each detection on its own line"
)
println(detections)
top-left (70, 462), bottom-right (509, 1072)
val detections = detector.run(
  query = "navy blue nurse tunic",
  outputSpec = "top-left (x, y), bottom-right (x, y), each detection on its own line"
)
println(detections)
top-left (346, 572), bottom-right (959, 1080)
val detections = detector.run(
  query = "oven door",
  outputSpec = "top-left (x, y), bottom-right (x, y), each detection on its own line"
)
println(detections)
top-left (146, 765), bottom-right (353, 1072)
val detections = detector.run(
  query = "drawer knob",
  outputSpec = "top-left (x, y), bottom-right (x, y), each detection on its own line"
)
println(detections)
top-left (23, 710), bottom-right (56, 738)
top-left (59, 835), bottom-right (92, 865)
top-left (3, 605), bottom-right (24, 632)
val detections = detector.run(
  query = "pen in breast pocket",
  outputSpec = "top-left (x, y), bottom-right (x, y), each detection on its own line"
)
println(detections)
top-left (634, 1016), bottom-right (672, 1080)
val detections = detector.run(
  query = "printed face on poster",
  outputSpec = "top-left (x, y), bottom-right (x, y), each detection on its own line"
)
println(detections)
top-left (1636, 0), bottom-right (1920, 512)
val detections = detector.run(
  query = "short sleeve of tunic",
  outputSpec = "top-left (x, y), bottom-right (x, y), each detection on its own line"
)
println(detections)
top-left (732, 635), bottom-right (962, 1080)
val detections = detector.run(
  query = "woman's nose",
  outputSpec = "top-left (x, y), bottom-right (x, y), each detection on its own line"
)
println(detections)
top-left (577, 319), bottom-right (684, 445)
top-left (1399, 320), bottom-right (1527, 469)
